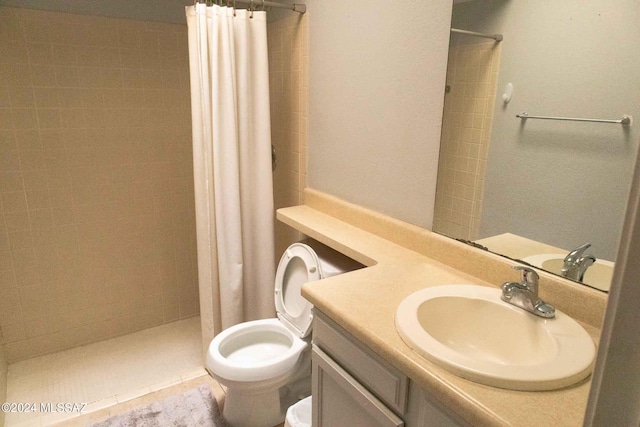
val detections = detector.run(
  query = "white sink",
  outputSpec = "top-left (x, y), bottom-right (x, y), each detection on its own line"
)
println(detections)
top-left (395, 284), bottom-right (596, 391)
top-left (522, 254), bottom-right (614, 292)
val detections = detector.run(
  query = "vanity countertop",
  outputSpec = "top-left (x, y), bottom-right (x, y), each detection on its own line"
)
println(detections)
top-left (476, 233), bottom-right (568, 260)
top-left (279, 189), bottom-right (607, 427)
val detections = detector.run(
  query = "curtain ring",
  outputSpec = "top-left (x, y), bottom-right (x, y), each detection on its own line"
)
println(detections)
top-left (232, 0), bottom-right (236, 16)
top-left (261, 0), bottom-right (266, 11)
top-left (249, 0), bottom-right (254, 18)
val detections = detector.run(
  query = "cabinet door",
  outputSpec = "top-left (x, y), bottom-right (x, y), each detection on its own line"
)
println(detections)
top-left (313, 311), bottom-right (408, 414)
top-left (404, 382), bottom-right (465, 427)
top-left (312, 346), bottom-right (404, 427)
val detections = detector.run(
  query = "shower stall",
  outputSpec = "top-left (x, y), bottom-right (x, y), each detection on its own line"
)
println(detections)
top-left (0, 1), bottom-right (307, 425)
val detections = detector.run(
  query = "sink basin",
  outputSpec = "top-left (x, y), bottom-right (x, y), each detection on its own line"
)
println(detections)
top-left (395, 284), bottom-right (596, 391)
top-left (522, 254), bottom-right (614, 291)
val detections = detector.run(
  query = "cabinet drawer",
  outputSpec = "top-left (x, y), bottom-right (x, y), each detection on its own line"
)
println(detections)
top-left (313, 311), bottom-right (408, 414)
top-left (313, 346), bottom-right (404, 427)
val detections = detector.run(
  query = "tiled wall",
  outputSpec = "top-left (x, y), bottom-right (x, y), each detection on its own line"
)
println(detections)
top-left (268, 13), bottom-right (308, 257)
top-left (0, 7), bottom-right (198, 362)
top-left (433, 40), bottom-right (501, 241)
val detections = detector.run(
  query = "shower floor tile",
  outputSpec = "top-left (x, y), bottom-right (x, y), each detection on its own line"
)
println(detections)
top-left (5, 317), bottom-right (205, 427)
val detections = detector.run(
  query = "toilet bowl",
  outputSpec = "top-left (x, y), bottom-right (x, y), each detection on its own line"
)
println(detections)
top-left (206, 239), bottom-right (361, 427)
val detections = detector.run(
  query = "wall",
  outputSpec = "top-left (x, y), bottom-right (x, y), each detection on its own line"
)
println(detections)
top-left (0, 6), bottom-right (199, 362)
top-left (453, 0), bottom-right (640, 261)
top-left (584, 138), bottom-right (640, 424)
top-left (306, 0), bottom-right (452, 229)
top-left (433, 39), bottom-right (501, 240)
top-left (268, 9), bottom-right (308, 258)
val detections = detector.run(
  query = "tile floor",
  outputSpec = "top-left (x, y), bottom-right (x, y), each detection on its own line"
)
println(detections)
top-left (5, 317), bottom-right (208, 427)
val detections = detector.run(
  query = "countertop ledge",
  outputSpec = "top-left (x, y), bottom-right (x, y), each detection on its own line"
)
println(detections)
top-left (277, 188), bottom-right (606, 427)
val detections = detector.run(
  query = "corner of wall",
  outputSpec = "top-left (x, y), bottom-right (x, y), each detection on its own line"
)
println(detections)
top-left (268, 11), bottom-right (308, 258)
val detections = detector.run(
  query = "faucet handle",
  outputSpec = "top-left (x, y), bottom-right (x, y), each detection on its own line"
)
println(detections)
top-left (564, 243), bottom-right (592, 262)
top-left (512, 265), bottom-right (539, 289)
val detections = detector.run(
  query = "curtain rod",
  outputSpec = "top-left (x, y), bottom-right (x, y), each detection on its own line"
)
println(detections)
top-left (237, 0), bottom-right (306, 13)
top-left (451, 28), bottom-right (502, 42)
top-left (202, 0), bottom-right (306, 13)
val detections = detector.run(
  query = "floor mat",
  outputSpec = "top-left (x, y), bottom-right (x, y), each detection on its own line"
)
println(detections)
top-left (88, 385), bottom-right (226, 427)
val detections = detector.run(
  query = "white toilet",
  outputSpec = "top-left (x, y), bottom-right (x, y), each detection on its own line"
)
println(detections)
top-left (206, 239), bottom-right (361, 427)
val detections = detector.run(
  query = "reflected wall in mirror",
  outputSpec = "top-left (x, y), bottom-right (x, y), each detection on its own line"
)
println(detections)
top-left (433, 0), bottom-right (640, 293)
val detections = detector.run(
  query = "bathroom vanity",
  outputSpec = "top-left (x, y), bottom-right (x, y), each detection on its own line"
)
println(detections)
top-left (278, 189), bottom-right (606, 427)
top-left (312, 310), bottom-right (464, 426)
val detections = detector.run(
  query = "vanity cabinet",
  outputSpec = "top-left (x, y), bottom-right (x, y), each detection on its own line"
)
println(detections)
top-left (312, 311), bottom-right (465, 427)
top-left (312, 346), bottom-right (404, 426)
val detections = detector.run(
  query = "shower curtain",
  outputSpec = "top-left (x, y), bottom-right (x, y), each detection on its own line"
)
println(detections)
top-left (186, 4), bottom-right (275, 344)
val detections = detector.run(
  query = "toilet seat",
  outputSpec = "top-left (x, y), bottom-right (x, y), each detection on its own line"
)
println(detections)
top-left (207, 243), bottom-right (322, 385)
top-left (207, 318), bottom-right (307, 383)
top-left (274, 243), bottom-right (320, 339)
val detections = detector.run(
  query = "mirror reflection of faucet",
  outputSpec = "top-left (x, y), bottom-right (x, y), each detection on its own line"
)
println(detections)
top-left (562, 243), bottom-right (596, 282)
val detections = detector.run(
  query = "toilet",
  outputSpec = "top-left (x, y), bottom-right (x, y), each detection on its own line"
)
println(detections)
top-left (206, 239), bottom-right (361, 427)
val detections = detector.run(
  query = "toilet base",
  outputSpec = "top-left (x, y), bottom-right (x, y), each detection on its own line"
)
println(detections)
top-left (222, 374), bottom-right (311, 427)
top-left (223, 387), bottom-right (282, 427)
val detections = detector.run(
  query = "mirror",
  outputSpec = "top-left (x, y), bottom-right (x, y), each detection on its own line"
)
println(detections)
top-left (433, 0), bottom-right (640, 292)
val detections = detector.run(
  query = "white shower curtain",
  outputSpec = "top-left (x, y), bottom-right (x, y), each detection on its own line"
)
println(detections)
top-left (186, 4), bottom-right (275, 343)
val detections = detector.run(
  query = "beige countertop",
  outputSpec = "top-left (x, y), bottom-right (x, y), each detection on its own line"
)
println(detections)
top-left (278, 189), bottom-right (607, 427)
top-left (476, 233), bottom-right (569, 260)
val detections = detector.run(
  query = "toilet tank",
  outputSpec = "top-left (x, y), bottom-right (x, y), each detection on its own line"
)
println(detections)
top-left (299, 238), bottom-right (364, 278)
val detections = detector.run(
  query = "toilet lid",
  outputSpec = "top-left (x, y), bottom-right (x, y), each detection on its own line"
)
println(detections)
top-left (274, 243), bottom-right (321, 338)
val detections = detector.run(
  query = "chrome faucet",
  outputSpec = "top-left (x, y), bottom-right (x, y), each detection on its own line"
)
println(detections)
top-left (501, 266), bottom-right (555, 318)
top-left (562, 243), bottom-right (596, 282)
